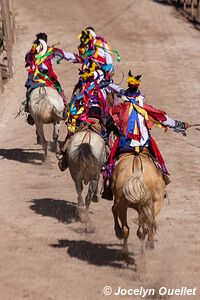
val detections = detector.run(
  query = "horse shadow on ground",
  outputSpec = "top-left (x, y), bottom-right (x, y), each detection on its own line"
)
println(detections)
top-left (30, 199), bottom-right (136, 268)
top-left (30, 198), bottom-right (81, 224)
top-left (152, 0), bottom-right (174, 6)
top-left (0, 148), bottom-right (44, 165)
top-left (51, 239), bottom-right (136, 269)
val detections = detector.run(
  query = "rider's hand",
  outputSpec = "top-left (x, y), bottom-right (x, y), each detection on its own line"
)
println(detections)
top-left (173, 120), bottom-right (190, 136)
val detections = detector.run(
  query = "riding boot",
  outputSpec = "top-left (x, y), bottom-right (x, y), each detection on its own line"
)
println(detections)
top-left (101, 178), bottom-right (113, 200)
top-left (27, 114), bottom-right (35, 126)
top-left (58, 153), bottom-right (68, 172)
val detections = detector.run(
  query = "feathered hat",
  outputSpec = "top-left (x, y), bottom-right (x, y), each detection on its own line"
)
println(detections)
top-left (127, 70), bottom-right (142, 88)
top-left (78, 29), bottom-right (93, 45)
top-left (33, 32), bottom-right (48, 56)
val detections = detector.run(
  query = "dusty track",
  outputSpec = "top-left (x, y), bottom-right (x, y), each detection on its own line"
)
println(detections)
top-left (0, 0), bottom-right (200, 299)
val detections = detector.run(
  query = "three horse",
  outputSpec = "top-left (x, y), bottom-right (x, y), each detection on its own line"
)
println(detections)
top-left (111, 150), bottom-right (165, 258)
top-left (29, 86), bottom-right (64, 156)
top-left (29, 86), bottom-right (165, 257)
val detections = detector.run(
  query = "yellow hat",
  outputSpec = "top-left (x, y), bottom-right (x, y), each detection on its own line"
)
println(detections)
top-left (78, 30), bottom-right (93, 45)
top-left (127, 70), bottom-right (142, 87)
top-left (80, 61), bottom-right (97, 81)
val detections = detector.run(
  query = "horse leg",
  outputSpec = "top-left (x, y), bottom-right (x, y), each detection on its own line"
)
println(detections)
top-left (137, 225), bottom-right (148, 241)
top-left (52, 122), bottom-right (60, 153)
top-left (137, 208), bottom-right (149, 241)
top-left (85, 179), bottom-right (98, 209)
top-left (146, 205), bottom-right (156, 250)
top-left (36, 129), bottom-right (41, 145)
top-left (145, 193), bottom-right (164, 249)
top-left (154, 193), bottom-right (164, 218)
top-left (91, 176), bottom-right (100, 203)
top-left (116, 202), bottom-right (129, 258)
top-left (112, 203), bottom-right (123, 239)
top-left (35, 121), bottom-right (47, 157)
top-left (75, 180), bottom-right (84, 206)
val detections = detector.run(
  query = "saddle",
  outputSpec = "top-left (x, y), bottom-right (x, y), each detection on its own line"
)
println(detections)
top-left (117, 148), bottom-right (162, 172)
top-left (117, 148), bottom-right (170, 185)
top-left (76, 118), bottom-right (102, 134)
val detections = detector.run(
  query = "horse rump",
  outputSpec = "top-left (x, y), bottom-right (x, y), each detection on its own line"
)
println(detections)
top-left (32, 97), bottom-right (54, 123)
top-left (71, 143), bottom-right (101, 184)
top-left (30, 91), bottom-right (63, 124)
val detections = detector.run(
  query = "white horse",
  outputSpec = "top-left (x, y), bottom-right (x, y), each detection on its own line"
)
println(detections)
top-left (66, 129), bottom-right (107, 208)
top-left (29, 86), bottom-right (64, 156)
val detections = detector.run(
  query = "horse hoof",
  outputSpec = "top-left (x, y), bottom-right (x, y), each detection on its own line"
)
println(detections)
top-left (78, 200), bottom-right (84, 207)
top-left (92, 195), bottom-right (99, 203)
top-left (58, 159), bottom-right (68, 172)
top-left (145, 240), bottom-right (154, 250)
top-left (137, 227), bottom-right (148, 241)
top-left (124, 255), bottom-right (135, 266)
top-left (121, 252), bottom-right (134, 266)
top-left (115, 226), bottom-right (123, 239)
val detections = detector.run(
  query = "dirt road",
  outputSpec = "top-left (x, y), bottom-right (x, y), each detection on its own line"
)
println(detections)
top-left (0, 0), bottom-right (200, 299)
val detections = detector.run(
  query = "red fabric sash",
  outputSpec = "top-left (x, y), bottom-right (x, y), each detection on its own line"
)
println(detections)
top-left (149, 136), bottom-right (169, 175)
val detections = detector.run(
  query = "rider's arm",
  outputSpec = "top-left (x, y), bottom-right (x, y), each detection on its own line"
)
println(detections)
top-left (144, 103), bottom-right (190, 135)
top-left (53, 48), bottom-right (83, 63)
top-left (101, 43), bottom-right (113, 74)
top-left (63, 51), bottom-right (83, 63)
top-left (106, 82), bottom-right (123, 95)
top-left (163, 116), bottom-right (190, 136)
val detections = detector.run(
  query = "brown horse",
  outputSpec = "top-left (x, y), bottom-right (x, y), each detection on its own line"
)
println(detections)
top-left (111, 149), bottom-right (166, 258)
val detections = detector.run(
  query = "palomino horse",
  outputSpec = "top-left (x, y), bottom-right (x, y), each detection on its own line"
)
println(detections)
top-left (66, 129), bottom-right (106, 208)
top-left (29, 86), bottom-right (64, 156)
top-left (112, 150), bottom-right (165, 258)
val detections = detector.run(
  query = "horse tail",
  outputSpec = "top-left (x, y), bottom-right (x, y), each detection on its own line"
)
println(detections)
top-left (72, 143), bottom-right (101, 184)
top-left (123, 156), bottom-right (156, 235)
top-left (34, 96), bottom-right (54, 123)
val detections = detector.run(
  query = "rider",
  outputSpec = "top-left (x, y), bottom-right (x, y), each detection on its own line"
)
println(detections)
top-left (101, 70), bottom-right (190, 199)
top-left (57, 59), bottom-right (116, 172)
top-left (68, 59), bottom-right (110, 135)
top-left (24, 32), bottom-right (81, 124)
top-left (72, 26), bottom-right (118, 98)
top-left (79, 26), bottom-right (114, 78)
